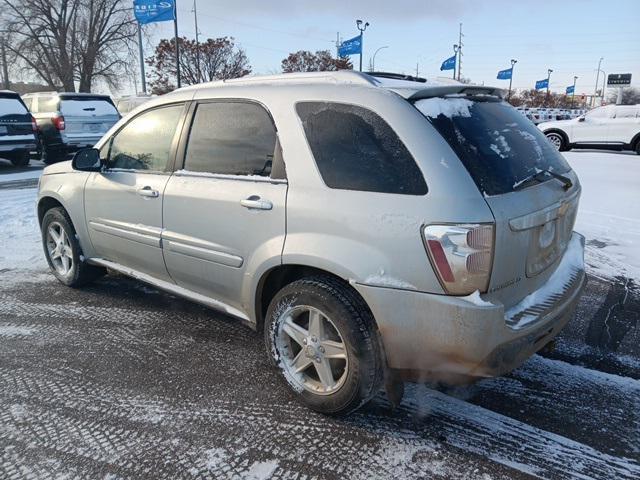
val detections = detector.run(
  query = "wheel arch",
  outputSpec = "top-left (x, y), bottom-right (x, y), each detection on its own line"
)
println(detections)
top-left (37, 195), bottom-right (66, 226)
top-left (543, 128), bottom-right (569, 143)
top-left (630, 131), bottom-right (640, 151)
top-left (254, 264), bottom-right (374, 333)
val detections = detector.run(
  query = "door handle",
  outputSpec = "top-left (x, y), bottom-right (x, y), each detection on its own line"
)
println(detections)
top-left (137, 186), bottom-right (159, 198)
top-left (240, 195), bottom-right (272, 210)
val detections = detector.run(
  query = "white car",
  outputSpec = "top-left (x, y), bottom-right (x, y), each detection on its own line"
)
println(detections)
top-left (539, 104), bottom-right (640, 153)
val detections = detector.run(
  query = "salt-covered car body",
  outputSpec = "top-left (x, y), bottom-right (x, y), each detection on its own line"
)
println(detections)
top-left (37, 71), bottom-right (586, 404)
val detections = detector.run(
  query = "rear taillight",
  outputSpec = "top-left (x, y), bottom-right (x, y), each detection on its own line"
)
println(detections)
top-left (30, 116), bottom-right (38, 132)
top-left (423, 224), bottom-right (494, 295)
top-left (52, 115), bottom-right (65, 130)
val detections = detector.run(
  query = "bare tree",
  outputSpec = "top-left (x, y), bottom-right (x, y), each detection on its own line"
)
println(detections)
top-left (607, 87), bottom-right (640, 105)
top-left (2, 0), bottom-right (137, 92)
top-left (281, 50), bottom-right (352, 73)
top-left (146, 37), bottom-right (251, 94)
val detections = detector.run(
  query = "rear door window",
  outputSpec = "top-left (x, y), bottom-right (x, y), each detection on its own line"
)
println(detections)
top-left (184, 102), bottom-right (277, 177)
top-left (415, 97), bottom-right (571, 196)
top-left (60, 97), bottom-right (118, 116)
top-left (296, 102), bottom-right (427, 195)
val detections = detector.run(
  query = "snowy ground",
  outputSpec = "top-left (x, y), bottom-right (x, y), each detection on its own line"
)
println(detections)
top-left (565, 151), bottom-right (640, 283)
top-left (0, 151), bottom-right (639, 479)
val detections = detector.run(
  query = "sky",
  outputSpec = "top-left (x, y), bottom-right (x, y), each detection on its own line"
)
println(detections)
top-left (133, 0), bottom-right (640, 97)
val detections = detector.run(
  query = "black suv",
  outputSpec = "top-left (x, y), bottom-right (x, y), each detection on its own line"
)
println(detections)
top-left (0, 90), bottom-right (37, 167)
top-left (22, 92), bottom-right (120, 164)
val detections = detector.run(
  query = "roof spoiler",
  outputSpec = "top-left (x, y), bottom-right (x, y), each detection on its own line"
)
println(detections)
top-left (408, 85), bottom-right (505, 102)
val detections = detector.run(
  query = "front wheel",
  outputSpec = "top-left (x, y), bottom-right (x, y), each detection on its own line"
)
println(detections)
top-left (265, 276), bottom-right (384, 415)
top-left (41, 207), bottom-right (105, 287)
top-left (545, 131), bottom-right (567, 151)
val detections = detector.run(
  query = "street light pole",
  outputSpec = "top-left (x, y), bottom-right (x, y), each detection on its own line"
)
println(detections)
top-left (137, 24), bottom-right (146, 94)
top-left (371, 46), bottom-right (388, 72)
top-left (593, 57), bottom-right (603, 107)
top-left (572, 76), bottom-right (577, 107)
top-left (601, 70), bottom-right (607, 104)
top-left (452, 44), bottom-right (459, 80)
top-left (356, 19), bottom-right (369, 72)
top-left (508, 59), bottom-right (517, 101)
top-left (192, 0), bottom-right (201, 83)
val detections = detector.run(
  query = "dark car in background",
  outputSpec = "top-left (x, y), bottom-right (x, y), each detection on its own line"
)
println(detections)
top-left (22, 92), bottom-right (120, 164)
top-left (0, 90), bottom-right (37, 167)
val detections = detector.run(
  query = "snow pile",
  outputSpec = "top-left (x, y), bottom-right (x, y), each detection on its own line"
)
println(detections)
top-left (414, 98), bottom-right (474, 119)
top-left (364, 269), bottom-right (417, 290)
top-left (0, 188), bottom-right (46, 271)
top-left (460, 290), bottom-right (494, 307)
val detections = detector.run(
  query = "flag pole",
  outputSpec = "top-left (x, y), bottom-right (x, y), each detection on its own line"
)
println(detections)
top-left (174, 4), bottom-right (181, 88)
top-left (137, 23), bottom-right (146, 94)
top-left (508, 59), bottom-right (517, 101)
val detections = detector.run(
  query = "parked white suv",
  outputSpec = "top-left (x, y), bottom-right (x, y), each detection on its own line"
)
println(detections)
top-left (539, 104), bottom-right (640, 153)
top-left (37, 72), bottom-right (586, 414)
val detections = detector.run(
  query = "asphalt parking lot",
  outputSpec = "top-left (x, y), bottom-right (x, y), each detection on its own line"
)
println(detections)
top-left (1, 158), bottom-right (639, 479)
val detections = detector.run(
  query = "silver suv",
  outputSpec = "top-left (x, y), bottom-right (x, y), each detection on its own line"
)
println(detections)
top-left (37, 72), bottom-right (586, 415)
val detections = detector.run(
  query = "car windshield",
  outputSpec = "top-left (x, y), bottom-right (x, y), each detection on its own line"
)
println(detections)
top-left (415, 96), bottom-right (571, 196)
top-left (60, 96), bottom-right (118, 116)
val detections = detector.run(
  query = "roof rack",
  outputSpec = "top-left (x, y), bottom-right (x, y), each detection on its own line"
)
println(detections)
top-left (368, 72), bottom-right (427, 83)
top-left (182, 70), bottom-right (378, 90)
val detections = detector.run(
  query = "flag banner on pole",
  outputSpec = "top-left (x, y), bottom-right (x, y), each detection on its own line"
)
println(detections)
top-left (338, 36), bottom-right (362, 57)
top-left (440, 55), bottom-right (456, 71)
top-left (496, 68), bottom-right (512, 80)
top-left (535, 78), bottom-right (549, 90)
top-left (133, 0), bottom-right (176, 24)
top-left (566, 85), bottom-right (575, 94)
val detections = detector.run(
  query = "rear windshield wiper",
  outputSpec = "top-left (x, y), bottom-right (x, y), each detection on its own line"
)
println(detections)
top-left (514, 169), bottom-right (573, 191)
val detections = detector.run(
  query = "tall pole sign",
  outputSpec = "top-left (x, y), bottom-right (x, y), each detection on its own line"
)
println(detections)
top-left (133, 0), bottom-right (180, 89)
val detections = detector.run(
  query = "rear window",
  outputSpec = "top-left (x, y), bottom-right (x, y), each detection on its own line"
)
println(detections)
top-left (60, 97), bottom-right (118, 116)
top-left (416, 97), bottom-right (570, 196)
top-left (296, 102), bottom-right (427, 195)
top-left (0, 97), bottom-right (29, 115)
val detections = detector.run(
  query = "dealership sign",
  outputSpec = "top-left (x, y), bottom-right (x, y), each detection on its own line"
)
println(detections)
top-left (607, 73), bottom-right (632, 86)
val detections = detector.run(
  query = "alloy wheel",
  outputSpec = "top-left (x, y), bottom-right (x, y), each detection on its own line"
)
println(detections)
top-left (46, 221), bottom-right (74, 276)
top-left (275, 305), bottom-right (348, 395)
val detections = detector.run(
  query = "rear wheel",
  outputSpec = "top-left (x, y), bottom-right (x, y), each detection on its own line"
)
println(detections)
top-left (545, 131), bottom-right (567, 151)
top-left (635, 141), bottom-right (640, 155)
top-left (41, 207), bottom-right (105, 287)
top-left (43, 147), bottom-right (65, 165)
top-left (265, 276), bottom-right (384, 415)
top-left (9, 151), bottom-right (30, 167)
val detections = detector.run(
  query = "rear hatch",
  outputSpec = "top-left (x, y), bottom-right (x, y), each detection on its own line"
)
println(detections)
top-left (414, 91), bottom-right (580, 309)
top-left (0, 94), bottom-right (35, 141)
top-left (60, 95), bottom-right (120, 140)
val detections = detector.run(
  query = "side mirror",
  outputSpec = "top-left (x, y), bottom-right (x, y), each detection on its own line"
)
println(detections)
top-left (578, 116), bottom-right (585, 122)
top-left (72, 148), bottom-right (102, 171)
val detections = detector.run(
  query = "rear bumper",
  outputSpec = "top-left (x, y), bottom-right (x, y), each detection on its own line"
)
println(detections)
top-left (60, 134), bottom-right (103, 151)
top-left (354, 232), bottom-right (586, 384)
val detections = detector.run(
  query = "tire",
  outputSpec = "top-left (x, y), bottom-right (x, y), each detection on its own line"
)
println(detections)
top-left (265, 275), bottom-right (384, 415)
top-left (9, 151), bottom-right (30, 167)
top-left (635, 141), bottom-right (640, 155)
top-left (545, 131), bottom-right (567, 151)
top-left (41, 207), bottom-right (105, 287)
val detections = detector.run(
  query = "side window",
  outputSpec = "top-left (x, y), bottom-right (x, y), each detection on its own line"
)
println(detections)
top-left (22, 97), bottom-right (32, 110)
top-left (108, 104), bottom-right (183, 171)
top-left (296, 102), bottom-right (427, 195)
top-left (184, 102), bottom-right (277, 177)
top-left (586, 106), bottom-right (613, 119)
top-left (614, 106), bottom-right (638, 119)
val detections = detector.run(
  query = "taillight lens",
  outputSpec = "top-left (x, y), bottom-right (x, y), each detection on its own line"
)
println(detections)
top-left (31, 116), bottom-right (38, 132)
top-left (52, 115), bottom-right (65, 130)
top-left (423, 224), bottom-right (494, 295)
